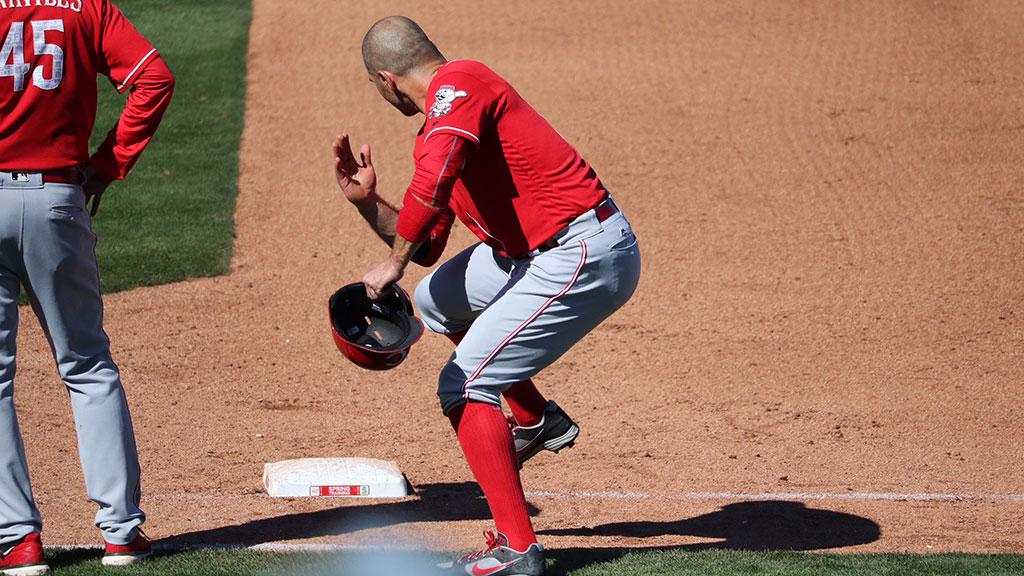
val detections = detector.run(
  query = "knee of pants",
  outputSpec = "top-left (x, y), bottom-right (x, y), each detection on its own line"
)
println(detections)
top-left (0, 360), bottom-right (14, 387)
top-left (436, 359), bottom-right (501, 416)
top-left (413, 278), bottom-right (441, 333)
top-left (414, 276), bottom-right (462, 335)
top-left (57, 353), bottom-right (121, 389)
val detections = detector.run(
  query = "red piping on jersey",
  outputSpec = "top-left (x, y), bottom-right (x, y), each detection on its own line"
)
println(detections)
top-left (426, 126), bottom-right (480, 143)
top-left (461, 239), bottom-right (589, 398)
top-left (431, 138), bottom-right (459, 206)
top-left (464, 211), bottom-right (508, 255)
top-left (117, 48), bottom-right (157, 92)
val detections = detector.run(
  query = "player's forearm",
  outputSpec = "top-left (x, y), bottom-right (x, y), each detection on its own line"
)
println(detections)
top-left (361, 231), bottom-right (421, 300)
top-left (354, 192), bottom-right (401, 247)
top-left (388, 232), bottom-right (421, 272)
top-left (89, 57), bottom-right (175, 183)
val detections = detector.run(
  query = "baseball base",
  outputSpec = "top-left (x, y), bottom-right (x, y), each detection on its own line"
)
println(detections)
top-left (262, 457), bottom-right (411, 498)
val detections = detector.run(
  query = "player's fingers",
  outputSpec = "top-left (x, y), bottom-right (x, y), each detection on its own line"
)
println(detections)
top-left (361, 143), bottom-right (373, 168)
top-left (362, 270), bottom-right (381, 299)
top-left (335, 151), bottom-right (353, 174)
top-left (334, 157), bottom-right (349, 181)
top-left (89, 190), bottom-right (103, 217)
top-left (337, 136), bottom-right (360, 172)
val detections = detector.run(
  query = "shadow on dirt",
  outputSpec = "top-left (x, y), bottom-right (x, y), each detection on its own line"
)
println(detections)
top-left (535, 500), bottom-right (880, 575)
top-left (539, 499), bottom-right (880, 550)
top-left (159, 481), bottom-right (513, 547)
top-left (49, 493), bottom-right (879, 573)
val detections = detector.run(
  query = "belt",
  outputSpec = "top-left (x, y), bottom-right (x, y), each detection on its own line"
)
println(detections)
top-left (1, 167), bottom-right (81, 185)
top-left (534, 197), bottom-right (620, 254)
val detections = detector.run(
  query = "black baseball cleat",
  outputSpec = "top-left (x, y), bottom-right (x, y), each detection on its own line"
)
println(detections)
top-left (437, 531), bottom-right (544, 576)
top-left (511, 400), bottom-right (580, 465)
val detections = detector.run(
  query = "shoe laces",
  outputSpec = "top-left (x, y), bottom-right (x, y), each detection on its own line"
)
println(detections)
top-left (459, 530), bottom-right (502, 563)
top-left (507, 415), bottom-right (519, 431)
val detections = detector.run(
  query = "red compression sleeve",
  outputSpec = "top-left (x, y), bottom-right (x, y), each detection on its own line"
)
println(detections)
top-left (410, 208), bottom-right (456, 267)
top-left (395, 133), bottom-right (471, 243)
top-left (90, 56), bottom-right (176, 183)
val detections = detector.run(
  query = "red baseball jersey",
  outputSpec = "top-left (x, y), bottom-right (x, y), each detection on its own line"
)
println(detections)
top-left (0, 0), bottom-right (158, 171)
top-left (396, 60), bottom-right (608, 258)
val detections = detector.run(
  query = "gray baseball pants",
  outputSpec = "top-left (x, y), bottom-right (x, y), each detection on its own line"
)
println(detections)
top-left (415, 200), bottom-right (641, 415)
top-left (0, 172), bottom-right (143, 546)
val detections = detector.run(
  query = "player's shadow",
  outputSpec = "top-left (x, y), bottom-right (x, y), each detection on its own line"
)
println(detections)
top-left (48, 497), bottom-right (880, 573)
top-left (158, 481), bottom-right (520, 548)
top-left (538, 500), bottom-right (880, 574)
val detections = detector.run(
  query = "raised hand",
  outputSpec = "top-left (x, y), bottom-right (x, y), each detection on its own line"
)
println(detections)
top-left (333, 133), bottom-right (377, 205)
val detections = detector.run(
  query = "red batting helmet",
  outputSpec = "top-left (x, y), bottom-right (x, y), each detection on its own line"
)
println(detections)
top-left (329, 282), bottom-right (424, 370)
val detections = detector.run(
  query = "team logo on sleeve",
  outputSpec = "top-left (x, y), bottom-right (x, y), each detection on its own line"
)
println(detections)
top-left (429, 85), bottom-right (469, 118)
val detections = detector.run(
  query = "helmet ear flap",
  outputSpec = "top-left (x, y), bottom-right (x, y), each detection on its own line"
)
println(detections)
top-left (392, 283), bottom-right (416, 316)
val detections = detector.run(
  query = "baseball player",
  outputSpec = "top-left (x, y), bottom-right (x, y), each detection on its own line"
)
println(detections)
top-left (0, 1), bottom-right (174, 573)
top-left (334, 16), bottom-right (640, 575)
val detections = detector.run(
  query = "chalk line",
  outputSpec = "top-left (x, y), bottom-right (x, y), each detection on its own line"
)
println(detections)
top-left (46, 543), bottom-right (423, 552)
top-left (36, 490), bottom-right (1024, 504)
top-left (524, 490), bottom-right (1024, 503)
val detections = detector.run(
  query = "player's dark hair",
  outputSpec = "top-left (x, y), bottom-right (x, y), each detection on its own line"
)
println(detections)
top-left (362, 16), bottom-right (444, 75)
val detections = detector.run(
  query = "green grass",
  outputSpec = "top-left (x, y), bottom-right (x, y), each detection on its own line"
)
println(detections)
top-left (88, 0), bottom-right (251, 293)
top-left (39, 548), bottom-right (1024, 576)
top-left (561, 550), bottom-right (1024, 576)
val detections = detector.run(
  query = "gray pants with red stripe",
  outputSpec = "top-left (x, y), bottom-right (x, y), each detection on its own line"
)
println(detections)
top-left (414, 205), bottom-right (641, 415)
top-left (0, 172), bottom-right (144, 546)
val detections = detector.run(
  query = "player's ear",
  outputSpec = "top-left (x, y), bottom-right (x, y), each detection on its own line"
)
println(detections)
top-left (377, 70), bottom-right (399, 92)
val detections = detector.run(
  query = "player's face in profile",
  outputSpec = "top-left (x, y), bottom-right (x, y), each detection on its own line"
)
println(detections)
top-left (371, 74), bottom-right (420, 117)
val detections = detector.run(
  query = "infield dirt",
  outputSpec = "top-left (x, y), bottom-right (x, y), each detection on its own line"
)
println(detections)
top-left (14, 0), bottom-right (1024, 554)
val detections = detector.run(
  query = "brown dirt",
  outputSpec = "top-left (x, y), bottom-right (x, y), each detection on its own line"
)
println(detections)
top-left (14, 0), bottom-right (1024, 555)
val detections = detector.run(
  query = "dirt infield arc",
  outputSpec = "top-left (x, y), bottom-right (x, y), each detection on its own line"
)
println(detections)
top-left (14, 0), bottom-right (1024, 553)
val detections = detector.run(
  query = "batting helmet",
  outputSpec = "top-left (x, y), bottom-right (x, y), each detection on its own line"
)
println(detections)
top-left (328, 282), bottom-right (424, 370)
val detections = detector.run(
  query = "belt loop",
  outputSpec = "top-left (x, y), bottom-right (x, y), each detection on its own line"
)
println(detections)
top-left (594, 196), bottom-right (618, 223)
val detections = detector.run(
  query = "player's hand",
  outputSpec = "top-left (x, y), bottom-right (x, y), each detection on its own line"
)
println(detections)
top-left (81, 164), bottom-right (111, 217)
top-left (333, 133), bottom-right (377, 206)
top-left (362, 258), bottom-right (404, 300)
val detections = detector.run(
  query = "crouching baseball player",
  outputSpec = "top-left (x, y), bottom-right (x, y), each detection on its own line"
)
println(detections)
top-left (334, 16), bottom-right (640, 576)
top-left (0, 1), bottom-right (174, 573)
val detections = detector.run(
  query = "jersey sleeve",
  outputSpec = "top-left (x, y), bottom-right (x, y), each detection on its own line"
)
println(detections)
top-left (422, 71), bottom-right (499, 147)
top-left (89, 55), bottom-right (175, 182)
top-left (395, 132), bottom-right (471, 244)
top-left (97, 0), bottom-right (159, 93)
